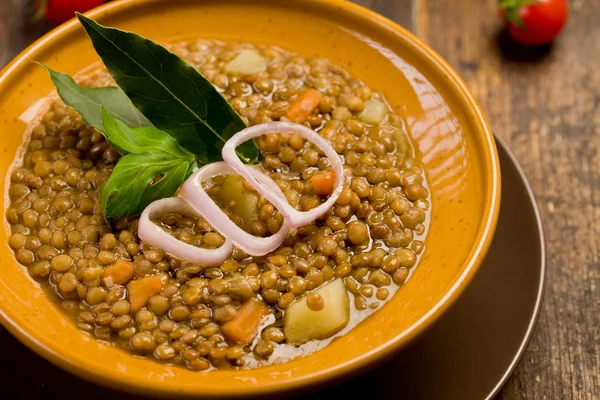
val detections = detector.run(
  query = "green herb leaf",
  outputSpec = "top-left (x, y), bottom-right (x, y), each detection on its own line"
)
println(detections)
top-left (132, 161), bottom-right (191, 215)
top-left (76, 13), bottom-right (258, 164)
top-left (99, 155), bottom-right (188, 220)
top-left (99, 109), bottom-right (196, 220)
top-left (36, 63), bottom-right (151, 134)
top-left (101, 109), bottom-right (194, 159)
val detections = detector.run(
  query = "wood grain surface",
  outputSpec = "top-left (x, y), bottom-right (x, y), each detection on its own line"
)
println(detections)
top-left (1, 0), bottom-right (598, 399)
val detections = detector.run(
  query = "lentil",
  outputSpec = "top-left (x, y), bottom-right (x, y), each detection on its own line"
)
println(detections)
top-left (131, 332), bottom-right (156, 353)
top-left (6, 40), bottom-right (429, 372)
top-left (306, 293), bottom-right (325, 311)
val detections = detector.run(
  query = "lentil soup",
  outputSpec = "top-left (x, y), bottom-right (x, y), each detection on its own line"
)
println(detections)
top-left (6, 40), bottom-right (429, 371)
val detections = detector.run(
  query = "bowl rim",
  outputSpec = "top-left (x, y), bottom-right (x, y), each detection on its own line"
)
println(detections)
top-left (0, 0), bottom-right (501, 397)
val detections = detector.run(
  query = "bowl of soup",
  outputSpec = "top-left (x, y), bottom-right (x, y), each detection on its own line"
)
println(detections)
top-left (0, 0), bottom-right (500, 397)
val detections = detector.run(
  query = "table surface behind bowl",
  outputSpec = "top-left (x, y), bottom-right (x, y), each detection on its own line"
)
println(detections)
top-left (1, 0), bottom-right (599, 399)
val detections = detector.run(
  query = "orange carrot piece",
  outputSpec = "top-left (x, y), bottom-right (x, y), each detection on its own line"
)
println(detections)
top-left (221, 298), bottom-right (269, 344)
top-left (285, 88), bottom-right (322, 123)
top-left (102, 259), bottom-right (134, 286)
top-left (128, 276), bottom-right (163, 313)
top-left (311, 170), bottom-right (336, 196)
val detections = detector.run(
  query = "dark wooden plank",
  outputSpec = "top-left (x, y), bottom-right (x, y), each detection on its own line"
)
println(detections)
top-left (415, 0), bottom-right (600, 399)
top-left (0, 0), bottom-right (53, 70)
top-left (351, 0), bottom-right (415, 32)
top-left (0, 0), bottom-right (21, 68)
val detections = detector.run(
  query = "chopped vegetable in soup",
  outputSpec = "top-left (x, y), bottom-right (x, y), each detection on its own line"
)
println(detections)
top-left (6, 16), bottom-right (429, 371)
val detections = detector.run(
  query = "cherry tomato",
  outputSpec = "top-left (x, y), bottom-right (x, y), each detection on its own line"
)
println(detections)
top-left (35, 0), bottom-right (107, 25)
top-left (499, 0), bottom-right (568, 46)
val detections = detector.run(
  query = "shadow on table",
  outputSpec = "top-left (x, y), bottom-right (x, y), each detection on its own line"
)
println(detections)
top-left (493, 28), bottom-right (554, 64)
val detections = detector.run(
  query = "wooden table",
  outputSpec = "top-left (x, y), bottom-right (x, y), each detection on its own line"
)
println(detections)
top-left (1, 1), bottom-right (598, 398)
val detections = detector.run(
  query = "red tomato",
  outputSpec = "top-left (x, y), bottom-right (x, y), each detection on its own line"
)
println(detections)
top-left (36, 0), bottom-right (106, 25)
top-left (499, 0), bottom-right (568, 46)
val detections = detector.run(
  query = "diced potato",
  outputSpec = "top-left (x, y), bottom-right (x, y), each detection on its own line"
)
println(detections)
top-left (225, 50), bottom-right (267, 75)
top-left (217, 174), bottom-right (259, 230)
top-left (394, 128), bottom-right (413, 160)
top-left (358, 99), bottom-right (388, 125)
top-left (284, 278), bottom-right (350, 345)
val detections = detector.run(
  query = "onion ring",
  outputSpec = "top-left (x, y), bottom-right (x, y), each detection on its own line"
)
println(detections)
top-left (181, 161), bottom-right (291, 256)
top-left (138, 197), bottom-right (233, 266)
top-left (222, 121), bottom-right (345, 228)
top-left (139, 122), bottom-right (345, 264)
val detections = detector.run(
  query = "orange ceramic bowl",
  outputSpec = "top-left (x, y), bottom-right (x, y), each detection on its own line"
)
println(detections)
top-left (0, 0), bottom-right (500, 397)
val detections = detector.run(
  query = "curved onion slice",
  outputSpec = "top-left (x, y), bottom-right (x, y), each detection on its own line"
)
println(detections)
top-left (138, 197), bottom-right (233, 266)
top-left (222, 121), bottom-right (344, 228)
top-left (181, 161), bottom-right (291, 256)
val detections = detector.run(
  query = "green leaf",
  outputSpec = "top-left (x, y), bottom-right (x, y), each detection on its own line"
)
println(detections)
top-left (131, 161), bottom-right (191, 215)
top-left (76, 13), bottom-right (258, 164)
top-left (100, 108), bottom-right (194, 159)
top-left (499, 0), bottom-right (538, 29)
top-left (36, 63), bottom-right (151, 134)
top-left (99, 109), bottom-right (196, 220)
top-left (99, 154), bottom-right (185, 219)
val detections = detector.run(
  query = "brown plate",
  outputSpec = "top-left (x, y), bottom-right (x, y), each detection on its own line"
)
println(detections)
top-left (0, 135), bottom-right (544, 399)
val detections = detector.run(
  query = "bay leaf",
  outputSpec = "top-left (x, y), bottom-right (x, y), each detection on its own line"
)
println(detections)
top-left (37, 63), bottom-right (151, 134)
top-left (77, 13), bottom-right (258, 164)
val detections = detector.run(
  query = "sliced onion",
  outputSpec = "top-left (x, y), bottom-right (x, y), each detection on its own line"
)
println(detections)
top-left (138, 121), bottom-right (345, 265)
top-left (138, 197), bottom-right (233, 266)
top-left (181, 161), bottom-right (291, 256)
top-left (222, 121), bottom-right (344, 228)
